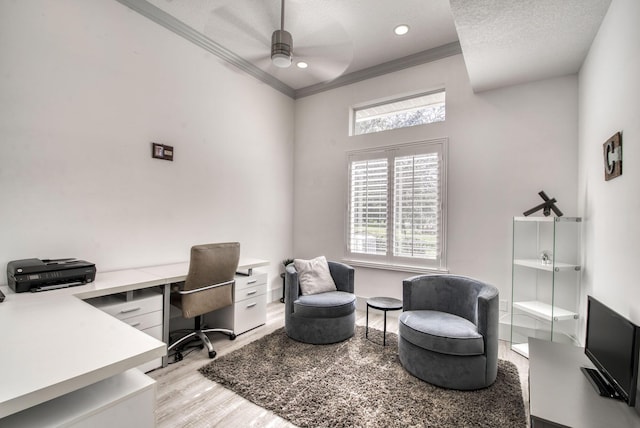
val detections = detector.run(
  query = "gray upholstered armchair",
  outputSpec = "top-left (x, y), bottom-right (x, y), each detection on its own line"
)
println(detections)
top-left (284, 260), bottom-right (356, 344)
top-left (398, 274), bottom-right (499, 390)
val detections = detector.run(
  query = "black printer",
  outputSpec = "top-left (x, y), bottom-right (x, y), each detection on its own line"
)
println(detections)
top-left (7, 258), bottom-right (96, 293)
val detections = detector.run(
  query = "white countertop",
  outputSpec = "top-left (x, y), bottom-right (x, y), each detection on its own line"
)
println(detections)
top-left (529, 338), bottom-right (640, 427)
top-left (137, 257), bottom-right (268, 282)
top-left (0, 257), bottom-right (269, 418)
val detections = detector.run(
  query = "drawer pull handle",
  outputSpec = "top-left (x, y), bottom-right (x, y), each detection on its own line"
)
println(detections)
top-left (246, 291), bottom-right (257, 296)
top-left (246, 303), bottom-right (257, 308)
top-left (120, 307), bottom-right (141, 314)
top-left (247, 279), bottom-right (257, 285)
top-left (129, 322), bottom-right (141, 328)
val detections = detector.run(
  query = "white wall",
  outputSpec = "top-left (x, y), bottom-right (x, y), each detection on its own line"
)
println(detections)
top-left (578, 0), bottom-right (640, 325)
top-left (0, 0), bottom-right (294, 293)
top-left (294, 54), bottom-right (578, 310)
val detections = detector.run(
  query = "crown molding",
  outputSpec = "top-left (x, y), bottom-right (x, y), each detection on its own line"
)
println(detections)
top-left (115, 0), bottom-right (460, 100)
top-left (114, 0), bottom-right (296, 98)
top-left (293, 42), bottom-right (462, 99)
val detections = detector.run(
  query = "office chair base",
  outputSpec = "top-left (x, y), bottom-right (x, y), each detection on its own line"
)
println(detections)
top-left (168, 327), bottom-right (236, 360)
top-left (202, 327), bottom-right (236, 340)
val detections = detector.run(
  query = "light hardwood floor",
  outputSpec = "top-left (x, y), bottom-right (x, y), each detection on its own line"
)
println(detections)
top-left (149, 302), bottom-right (530, 427)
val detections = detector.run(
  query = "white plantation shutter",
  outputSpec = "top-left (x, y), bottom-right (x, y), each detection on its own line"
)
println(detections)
top-left (349, 157), bottom-right (388, 255)
top-left (393, 152), bottom-right (441, 260)
top-left (347, 140), bottom-right (446, 270)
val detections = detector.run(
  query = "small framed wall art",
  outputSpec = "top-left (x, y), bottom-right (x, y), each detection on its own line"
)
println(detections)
top-left (603, 132), bottom-right (621, 181)
top-left (151, 142), bottom-right (174, 161)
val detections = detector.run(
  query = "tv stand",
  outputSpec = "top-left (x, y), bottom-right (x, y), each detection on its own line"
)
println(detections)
top-left (581, 367), bottom-right (623, 400)
top-left (529, 338), bottom-right (640, 427)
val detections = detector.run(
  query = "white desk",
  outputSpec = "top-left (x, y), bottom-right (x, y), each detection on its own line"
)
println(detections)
top-left (136, 257), bottom-right (269, 282)
top-left (529, 338), bottom-right (640, 427)
top-left (0, 257), bottom-right (269, 421)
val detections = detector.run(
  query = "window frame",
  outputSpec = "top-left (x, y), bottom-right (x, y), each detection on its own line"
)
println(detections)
top-left (345, 139), bottom-right (448, 273)
top-left (350, 89), bottom-right (446, 136)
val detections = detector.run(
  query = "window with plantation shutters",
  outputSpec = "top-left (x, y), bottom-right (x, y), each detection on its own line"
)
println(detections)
top-left (346, 140), bottom-right (447, 271)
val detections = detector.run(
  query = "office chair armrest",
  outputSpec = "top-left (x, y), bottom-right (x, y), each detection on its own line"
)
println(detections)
top-left (170, 282), bottom-right (184, 293)
top-left (176, 279), bottom-right (235, 295)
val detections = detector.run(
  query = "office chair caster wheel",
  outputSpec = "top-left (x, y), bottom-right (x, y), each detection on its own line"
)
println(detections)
top-left (229, 333), bottom-right (236, 340)
top-left (208, 350), bottom-right (216, 359)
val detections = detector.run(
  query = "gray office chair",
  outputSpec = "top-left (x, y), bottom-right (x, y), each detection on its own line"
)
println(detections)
top-left (168, 242), bottom-right (239, 359)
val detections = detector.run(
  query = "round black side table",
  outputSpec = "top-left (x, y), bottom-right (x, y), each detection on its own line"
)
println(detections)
top-left (366, 297), bottom-right (403, 346)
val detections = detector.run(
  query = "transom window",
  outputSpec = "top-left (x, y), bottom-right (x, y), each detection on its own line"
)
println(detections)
top-left (346, 140), bottom-right (447, 271)
top-left (352, 90), bottom-right (445, 136)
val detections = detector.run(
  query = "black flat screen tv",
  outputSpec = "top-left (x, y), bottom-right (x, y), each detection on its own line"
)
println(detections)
top-left (584, 296), bottom-right (640, 406)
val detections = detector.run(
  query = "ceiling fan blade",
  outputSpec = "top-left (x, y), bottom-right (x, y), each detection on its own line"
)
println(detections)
top-left (295, 42), bottom-right (352, 62)
top-left (289, 18), bottom-right (354, 77)
top-left (299, 58), bottom-right (352, 83)
top-left (203, 1), bottom-right (278, 47)
top-left (293, 39), bottom-right (353, 79)
top-left (242, 53), bottom-right (274, 70)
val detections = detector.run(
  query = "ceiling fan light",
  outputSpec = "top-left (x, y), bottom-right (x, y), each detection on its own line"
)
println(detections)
top-left (271, 29), bottom-right (293, 68)
top-left (272, 53), bottom-right (292, 68)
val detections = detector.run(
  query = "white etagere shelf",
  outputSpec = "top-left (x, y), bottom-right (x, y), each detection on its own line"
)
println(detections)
top-left (512, 300), bottom-right (578, 322)
top-left (513, 259), bottom-right (580, 272)
top-left (510, 216), bottom-right (582, 358)
top-left (512, 216), bottom-right (582, 223)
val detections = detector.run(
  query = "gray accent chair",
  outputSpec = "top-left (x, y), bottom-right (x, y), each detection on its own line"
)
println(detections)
top-left (398, 274), bottom-right (499, 390)
top-left (284, 261), bottom-right (356, 344)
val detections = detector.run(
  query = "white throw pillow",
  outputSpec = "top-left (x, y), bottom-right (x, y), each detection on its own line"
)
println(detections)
top-left (294, 256), bottom-right (337, 296)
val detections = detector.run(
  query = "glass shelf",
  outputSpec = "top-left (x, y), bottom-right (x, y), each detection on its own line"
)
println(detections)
top-left (513, 300), bottom-right (578, 322)
top-left (512, 216), bottom-right (582, 223)
top-left (513, 259), bottom-right (580, 272)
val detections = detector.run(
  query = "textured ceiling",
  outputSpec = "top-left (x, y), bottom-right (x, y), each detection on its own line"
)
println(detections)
top-left (144, 0), bottom-right (459, 90)
top-left (450, 0), bottom-right (612, 92)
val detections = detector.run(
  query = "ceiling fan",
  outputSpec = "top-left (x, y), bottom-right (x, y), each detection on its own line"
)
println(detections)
top-left (204, 0), bottom-right (354, 85)
top-left (271, 0), bottom-right (293, 68)
top-left (265, 0), bottom-right (354, 79)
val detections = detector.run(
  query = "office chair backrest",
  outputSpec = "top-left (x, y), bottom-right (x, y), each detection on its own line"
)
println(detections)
top-left (181, 242), bottom-right (240, 319)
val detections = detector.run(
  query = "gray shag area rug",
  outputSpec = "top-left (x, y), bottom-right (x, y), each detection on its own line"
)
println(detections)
top-left (199, 326), bottom-right (526, 428)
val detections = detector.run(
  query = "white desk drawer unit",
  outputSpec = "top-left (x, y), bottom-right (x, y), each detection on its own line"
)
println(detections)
top-left (234, 272), bottom-right (268, 334)
top-left (235, 283), bottom-right (267, 301)
top-left (86, 289), bottom-right (163, 373)
top-left (95, 291), bottom-right (162, 321)
top-left (204, 272), bottom-right (268, 336)
top-left (122, 310), bottom-right (163, 331)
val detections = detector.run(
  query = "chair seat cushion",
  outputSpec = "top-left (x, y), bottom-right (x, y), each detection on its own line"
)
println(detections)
top-left (399, 310), bottom-right (484, 356)
top-left (294, 291), bottom-right (356, 318)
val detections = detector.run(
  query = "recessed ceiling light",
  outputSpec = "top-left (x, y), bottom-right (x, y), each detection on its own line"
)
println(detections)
top-left (394, 24), bottom-right (409, 36)
top-left (296, 61), bottom-right (308, 69)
